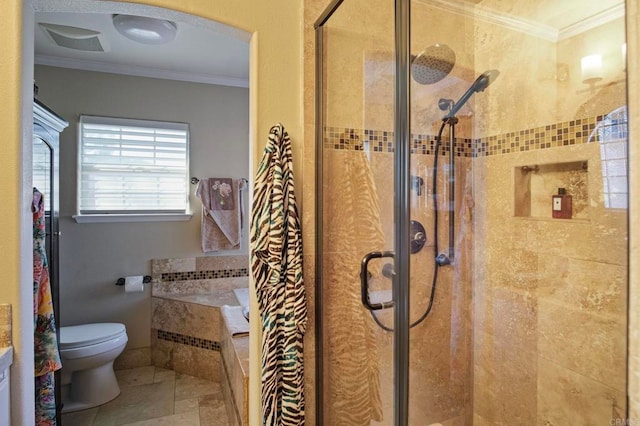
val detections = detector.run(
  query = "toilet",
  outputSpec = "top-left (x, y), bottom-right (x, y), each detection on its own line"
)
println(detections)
top-left (59, 323), bottom-right (128, 413)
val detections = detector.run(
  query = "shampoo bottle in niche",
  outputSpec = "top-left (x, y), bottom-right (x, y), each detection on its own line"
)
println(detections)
top-left (552, 188), bottom-right (572, 219)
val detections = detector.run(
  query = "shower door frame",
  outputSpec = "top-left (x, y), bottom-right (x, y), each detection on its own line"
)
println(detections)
top-left (314, 0), bottom-right (412, 424)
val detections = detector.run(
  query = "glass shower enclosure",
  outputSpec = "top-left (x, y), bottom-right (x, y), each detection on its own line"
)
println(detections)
top-left (315, 0), bottom-right (629, 424)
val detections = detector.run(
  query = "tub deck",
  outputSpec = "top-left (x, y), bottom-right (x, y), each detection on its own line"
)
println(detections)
top-left (154, 290), bottom-right (240, 307)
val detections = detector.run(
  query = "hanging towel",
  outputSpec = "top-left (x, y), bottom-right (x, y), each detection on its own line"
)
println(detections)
top-left (220, 305), bottom-right (250, 337)
top-left (196, 178), bottom-right (244, 252)
top-left (33, 188), bottom-right (62, 426)
top-left (251, 123), bottom-right (306, 425)
top-left (323, 144), bottom-right (385, 425)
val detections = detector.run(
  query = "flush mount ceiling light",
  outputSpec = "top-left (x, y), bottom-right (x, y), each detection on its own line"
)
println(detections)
top-left (112, 14), bottom-right (177, 45)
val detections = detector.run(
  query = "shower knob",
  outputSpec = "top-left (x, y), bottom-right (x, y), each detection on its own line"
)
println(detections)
top-left (410, 220), bottom-right (427, 254)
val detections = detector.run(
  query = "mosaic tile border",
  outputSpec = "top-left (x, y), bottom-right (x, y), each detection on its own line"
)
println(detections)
top-left (157, 329), bottom-right (220, 351)
top-left (161, 268), bottom-right (249, 282)
top-left (473, 116), bottom-right (602, 157)
top-left (324, 115), bottom-right (606, 157)
top-left (324, 127), bottom-right (473, 157)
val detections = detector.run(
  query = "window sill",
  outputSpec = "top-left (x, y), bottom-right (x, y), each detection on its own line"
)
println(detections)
top-left (72, 213), bottom-right (193, 224)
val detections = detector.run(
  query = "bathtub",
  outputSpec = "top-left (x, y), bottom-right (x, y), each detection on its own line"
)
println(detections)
top-left (150, 255), bottom-right (251, 424)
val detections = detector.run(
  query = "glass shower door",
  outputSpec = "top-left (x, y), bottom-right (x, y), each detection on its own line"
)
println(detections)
top-left (317, 0), bottom-right (629, 425)
top-left (316, 0), bottom-right (401, 424)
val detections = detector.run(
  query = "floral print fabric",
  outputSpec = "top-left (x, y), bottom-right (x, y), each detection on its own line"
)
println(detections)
top-left (33, 188), bottom-right (61, 425)
top-left (35, 373), bottom-right (57, 426)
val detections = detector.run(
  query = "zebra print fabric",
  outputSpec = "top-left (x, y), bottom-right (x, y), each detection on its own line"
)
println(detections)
top-left (251, 123), bottom-right (307, 425)
top-left (323, 149), bottom-right (385, 425)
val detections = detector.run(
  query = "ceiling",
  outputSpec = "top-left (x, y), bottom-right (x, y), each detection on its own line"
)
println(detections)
top-left (498, 0), bottom-right (623, 31)
top-left (34, 0), bottom-right (622, 89)
top-left (34, 11), bottom-right (250, 88)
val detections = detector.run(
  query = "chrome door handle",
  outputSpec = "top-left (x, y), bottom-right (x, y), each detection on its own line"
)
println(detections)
top-left (360, 251), bottom-right (395, 311)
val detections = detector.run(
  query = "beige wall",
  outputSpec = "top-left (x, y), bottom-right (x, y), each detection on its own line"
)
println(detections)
top-left (0, 2), bottom-right (35, 425)
top-left (2, 0), bottom-right (302, 424)
top-left (34, 65), bottom-right (249, 349)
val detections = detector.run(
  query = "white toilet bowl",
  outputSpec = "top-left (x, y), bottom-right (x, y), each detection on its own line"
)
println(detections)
top-left (59, 323), bottom-right (128, 413)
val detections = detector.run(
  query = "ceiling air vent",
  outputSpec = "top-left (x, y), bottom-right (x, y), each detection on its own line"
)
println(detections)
top-left (39, 23), bottom-right (106, 52)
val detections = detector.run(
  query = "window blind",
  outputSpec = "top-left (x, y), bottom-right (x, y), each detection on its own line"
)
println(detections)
top-left (595, 106), bottom-right (628, 209)
top-left (79, 116), bottom-right (189, 214)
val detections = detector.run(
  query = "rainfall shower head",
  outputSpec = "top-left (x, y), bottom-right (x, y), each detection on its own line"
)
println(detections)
top-left (443, 69), bottom-right (500, 119)
top-left (411, 44), bottom-right (456, 85)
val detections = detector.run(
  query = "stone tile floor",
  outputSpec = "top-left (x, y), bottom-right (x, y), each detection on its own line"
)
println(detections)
top-left (62, 366), bottom-right (229, 425)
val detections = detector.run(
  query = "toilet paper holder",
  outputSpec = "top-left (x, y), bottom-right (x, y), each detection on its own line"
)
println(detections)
top-left (115, 275), bottom-right (152, 286)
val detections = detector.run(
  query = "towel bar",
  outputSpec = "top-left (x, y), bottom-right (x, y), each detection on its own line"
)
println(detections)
top-left (191, 177), bottom-right (248, 185)
top-left (115, 275), bottom-right (152, 286)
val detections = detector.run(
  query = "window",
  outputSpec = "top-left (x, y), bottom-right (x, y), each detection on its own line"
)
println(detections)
top-left (76, 116), bottom-right (190, 222)
top-left (589, 106), bottom-right (628, 209)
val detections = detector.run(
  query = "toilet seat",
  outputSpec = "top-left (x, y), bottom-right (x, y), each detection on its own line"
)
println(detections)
top-left (60, 323), bottom-right (127, 359)
top-left (61, 323), bottom-right (126, 349)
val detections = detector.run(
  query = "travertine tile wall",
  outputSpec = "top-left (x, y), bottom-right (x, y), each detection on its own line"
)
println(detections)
top-left (626, 0), bottom-right (639, 418)
top-left (472, 3), bottom-right (629, 424)
top-left (305, 1), bottom-right (636, 425)
top-left (473, 144), bottom-right (627, 424)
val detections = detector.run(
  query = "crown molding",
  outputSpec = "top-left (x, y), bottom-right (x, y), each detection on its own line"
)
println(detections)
top-left (558, 3), bottom-right (625, 41)
top-left (35, 54), bottom-right (249, 88)
top-left (418, 0), bottom-right (624, 42)
top-left (422, 0), bottom-right (558, 42)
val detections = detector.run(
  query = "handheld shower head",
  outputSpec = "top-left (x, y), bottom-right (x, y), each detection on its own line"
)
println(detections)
top-left (411, 44), bottom-right (456, 85)
top-left (443, 69), bottom-right (500, 119)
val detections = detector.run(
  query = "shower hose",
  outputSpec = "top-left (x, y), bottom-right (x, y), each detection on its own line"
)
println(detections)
top-left (370, 120), bottom-right (448, 332)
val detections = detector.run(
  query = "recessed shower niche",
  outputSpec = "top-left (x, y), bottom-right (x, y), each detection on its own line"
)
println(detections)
top-left (514, 161), bottom-right (589, 220)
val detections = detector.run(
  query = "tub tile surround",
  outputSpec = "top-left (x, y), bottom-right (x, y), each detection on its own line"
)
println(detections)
top-left (150, 255), bottom-right (249, 424)
top-left (153, 278), bottom-right (249, 298)
top-left (220, 319), bottom-right (249, 426)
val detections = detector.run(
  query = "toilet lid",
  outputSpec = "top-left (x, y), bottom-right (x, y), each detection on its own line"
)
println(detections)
top-left (60, 323), bottom-right (126, 349)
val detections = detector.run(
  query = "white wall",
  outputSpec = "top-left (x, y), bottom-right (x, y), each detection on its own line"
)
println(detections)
top-left (33, 65), bottom-right (250, 348)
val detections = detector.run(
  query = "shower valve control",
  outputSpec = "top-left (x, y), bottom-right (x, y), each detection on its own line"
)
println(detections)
top-left (410, 220), bottom-right (427, 254)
